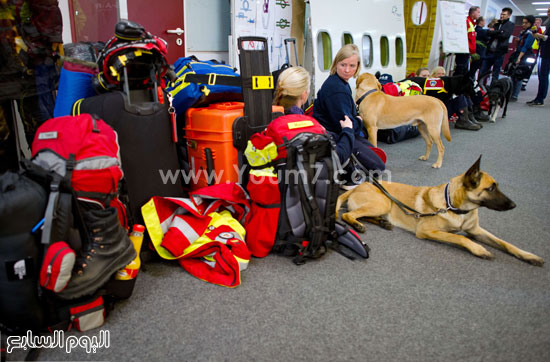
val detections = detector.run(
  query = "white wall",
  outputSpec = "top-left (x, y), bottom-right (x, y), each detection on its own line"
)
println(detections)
top-left (308, 0), bottom-right (407, 95)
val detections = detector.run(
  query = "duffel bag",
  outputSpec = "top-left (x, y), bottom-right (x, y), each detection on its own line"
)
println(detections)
top-left (166, 56), bottom-right (243, 115)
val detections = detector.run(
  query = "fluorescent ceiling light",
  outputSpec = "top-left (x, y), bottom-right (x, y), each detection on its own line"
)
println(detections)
top-left (532, 2), bottom-right (550, 5)
top-left (536, 8), bottom-right (549, 10)
top-left (540, 12), bottom-right (548, 15)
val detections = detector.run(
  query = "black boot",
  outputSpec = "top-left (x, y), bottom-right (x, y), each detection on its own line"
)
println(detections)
top-left (57, 208), bottom-right (136, 299)
top-left (472, 105), bottom-right (489, 122)
top-left (455, 111), bottom-right (481, 130)
top-left (467, 107), bottom-right (483, 128)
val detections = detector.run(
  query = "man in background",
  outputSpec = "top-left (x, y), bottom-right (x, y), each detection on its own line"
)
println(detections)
top-left (455, 6), bottom-right (480, 77)
top-left (528, 7), bottom-right (550, 106)
top-left (479, 7), bottom-right (515, 84)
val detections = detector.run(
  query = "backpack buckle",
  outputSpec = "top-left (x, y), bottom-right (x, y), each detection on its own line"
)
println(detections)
top-left (208, 73), bottom-right (217, 86)
top-left (252, 75), bottom-right (273, 90)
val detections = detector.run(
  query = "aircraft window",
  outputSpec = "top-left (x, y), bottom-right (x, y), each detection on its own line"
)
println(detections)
top-left (411, 1), bottom-right (428, 26)
top-left (317, 31), bottom-right (332, 71)
top-left (395, 37), bottom-right (404, 66)
top-left (343, 33), bottom-right (353, 46)
top-left (380, 36), bottom-right (389, 67)
top-left (362, 34), bottom-right (373, 68)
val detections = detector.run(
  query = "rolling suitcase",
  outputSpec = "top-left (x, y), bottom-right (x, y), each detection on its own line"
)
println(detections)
top-left (73, 89), bottom-right (185, 225)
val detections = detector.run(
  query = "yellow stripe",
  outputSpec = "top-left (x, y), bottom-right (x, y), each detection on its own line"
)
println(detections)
top-left (97, 73), bottom-right (108, 90)
top-left (141, 198), bottom-right (179, 260)
top-left (72, 99), bottom-right (83, 116)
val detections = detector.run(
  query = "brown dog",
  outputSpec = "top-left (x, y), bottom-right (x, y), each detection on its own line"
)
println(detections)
top-left (355, 72), bottom-right (451, 168)
top-left (336, 157), bottom-right (544, 266)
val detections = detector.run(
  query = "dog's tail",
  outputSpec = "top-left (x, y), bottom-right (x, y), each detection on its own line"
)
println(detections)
top-left (336, 188), bottom-right (355, 219)
top-left (439, 100), bottom-right (451, 142)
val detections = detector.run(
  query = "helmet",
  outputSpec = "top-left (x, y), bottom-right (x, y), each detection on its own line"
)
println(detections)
top-left (92, 20), bottom-right (170, 93)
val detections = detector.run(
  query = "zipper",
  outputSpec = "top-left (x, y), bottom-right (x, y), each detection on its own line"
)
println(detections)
top-left (44, 246), bottom-right (70, 287)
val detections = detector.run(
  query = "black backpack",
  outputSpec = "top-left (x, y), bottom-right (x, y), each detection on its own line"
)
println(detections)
top-left (268, 126), bottom-right (369, 264)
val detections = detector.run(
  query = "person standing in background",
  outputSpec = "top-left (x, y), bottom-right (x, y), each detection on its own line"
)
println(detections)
top-left (455, 6), bottom-right (480, 77)
top-left (521, 17), bottom-right (544, 91)
top-left (479, 7), bottom-right (515, 84)
top-left (469, 16), bottom-right (488, 80)
top-left (509, 15), bottom-right (536, 102)
top-left (528, 8), bottom-right (550, 106)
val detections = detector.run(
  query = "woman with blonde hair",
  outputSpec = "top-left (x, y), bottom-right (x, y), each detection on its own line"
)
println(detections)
top-left (312, 44), bottom-right (385, 173)
top-left (416, 67), bottom-right (430, 78)
top-left (273, 66), bottom-right (354, 164)
top-left (273, 66), bottom-right (311, 114)
top-left (430, 66), bottom-right (446, 78)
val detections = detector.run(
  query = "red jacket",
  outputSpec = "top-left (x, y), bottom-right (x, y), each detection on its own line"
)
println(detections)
top-left (467, 16), bottom-right (477, 54)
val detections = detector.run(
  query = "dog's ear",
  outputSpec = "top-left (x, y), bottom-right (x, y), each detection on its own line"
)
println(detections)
top-left (375, 71), bottom-right (381, 79)
top-left (464, 155), bottom-right (482, 189)
top-left (377, 80), bottom-right (382, 91)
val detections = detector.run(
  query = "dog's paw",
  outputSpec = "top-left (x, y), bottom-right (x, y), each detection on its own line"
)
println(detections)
top-left (418, 155), bottom-right (428, 161)
top-left (431, 162), bottom-right (442, 169)
top-left (353, 223), bottom-right (366, 233)
top-left (379, 219), bottom-right (393, 230)
top-left (522, 253), bottom-right (544, 267)
top-left (472, 245), bottom-right (493, 260)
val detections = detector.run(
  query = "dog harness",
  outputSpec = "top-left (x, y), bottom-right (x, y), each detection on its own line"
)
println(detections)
top-left (423, 78), bottom-right (448, 94)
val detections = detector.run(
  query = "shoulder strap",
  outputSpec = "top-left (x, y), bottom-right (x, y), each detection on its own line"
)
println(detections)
top-left (292, 144), bottom-right (327, 264)
top-left (182, 73), bottom-right (242, 87)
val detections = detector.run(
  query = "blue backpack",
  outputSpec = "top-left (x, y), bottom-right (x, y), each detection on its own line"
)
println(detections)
top-left (166, 56), bottom-right (242, 115)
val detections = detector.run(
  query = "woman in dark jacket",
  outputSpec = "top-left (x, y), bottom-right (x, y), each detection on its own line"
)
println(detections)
top-left (312, 44), bottom-right (385, 172)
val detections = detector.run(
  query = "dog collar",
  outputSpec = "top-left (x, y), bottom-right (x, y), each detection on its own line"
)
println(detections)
top-left (445, 183), bottom-right (470, 215)
top-left (356, 89), bottom-right (377, 106)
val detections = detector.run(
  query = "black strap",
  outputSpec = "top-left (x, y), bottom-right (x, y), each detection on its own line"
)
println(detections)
top-left (350, 154), bottom-right (447, 219)
top-left (256, 202), bottom-right (281, 209)
top-left (183, 73), bottom-right (242, 87)
top-left (295, 145), bottom-right (326, 261)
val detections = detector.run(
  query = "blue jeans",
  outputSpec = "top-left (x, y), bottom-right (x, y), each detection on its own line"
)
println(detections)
top-left (535, 57), bottom-right (550, 103)
top-left (479, 52), bottom-right (505, 84)
top-left (512, 75), bottom-right (523, 99)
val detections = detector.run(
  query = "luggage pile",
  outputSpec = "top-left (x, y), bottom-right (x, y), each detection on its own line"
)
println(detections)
top-left (1, 20), bottom-right (372, 346)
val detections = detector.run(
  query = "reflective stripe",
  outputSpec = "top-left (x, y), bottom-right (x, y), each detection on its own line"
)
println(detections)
top-left (33, 152), bottom-right (68, 176)
top-left (249, 168), bottom-right (277, 177)
top-left (202, 258), bottom-right (216, 268)
top-left (245, 141), bottom-right (278, 167)
top-left (141, 198), bottom-right (180, 260)
top-left (172, 216), bottom-right (201, 245)
top-left (33, 152), bottom-right (121, 176)
top-left (209, 211), bottom-right (246, 240)
top-left (235, 256), bottom-right (249, 271)
top-left (76, 157), bottom-right (120, 170)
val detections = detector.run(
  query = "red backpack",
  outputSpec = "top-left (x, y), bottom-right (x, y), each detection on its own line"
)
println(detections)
top-left (263, 114), bottom-right (326, 159)
top-left (32, 114), bottom-right (128, 229)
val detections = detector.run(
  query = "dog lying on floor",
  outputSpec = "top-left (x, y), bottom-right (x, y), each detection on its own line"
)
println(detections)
top-left (355, 72), bottom-right (451, 168)
top-left (336, 156), bottom-right (544, 266)
top-left (487, 77), bottom-right (513, 123)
